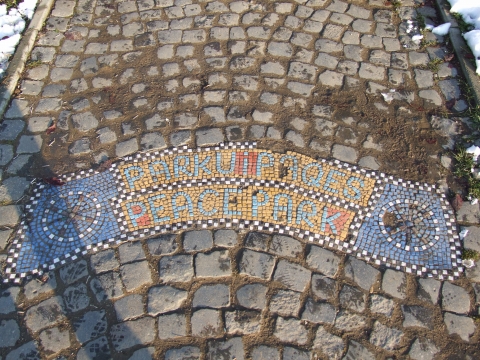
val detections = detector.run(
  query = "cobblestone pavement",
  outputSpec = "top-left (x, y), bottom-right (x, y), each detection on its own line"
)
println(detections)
top-left (1, 0), bottom-right (480, 358)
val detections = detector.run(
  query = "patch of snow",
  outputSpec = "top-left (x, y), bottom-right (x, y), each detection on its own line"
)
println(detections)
top-left (447, 0), bottom-right (480, 75)
top-left (466, 144), bottom-right (480, 161)
top-left (0, 0), bottom-right (37, 79)
top-left (432, 22), bottom-right (451, 36)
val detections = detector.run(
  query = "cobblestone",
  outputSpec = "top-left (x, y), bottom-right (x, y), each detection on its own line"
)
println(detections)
top-left (0, 1), bottom-right (477, 358)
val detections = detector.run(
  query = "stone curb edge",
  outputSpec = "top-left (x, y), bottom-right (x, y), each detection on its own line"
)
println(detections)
top-left (435, 0), bottom-right (480, 106)
top-left (0, 0), bottom-right (55, 119)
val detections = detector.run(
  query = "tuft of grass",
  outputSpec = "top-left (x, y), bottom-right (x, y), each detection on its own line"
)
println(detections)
top-left (420, 39), bottom-right (438, 49)
top-left (416, 13), bottom-right (426, 30)
top-left (454, 148), bottom-right (480, 199)
top-left (25, 59), bottom-right (42, 68)
top-left (426, 58), bottom-right (443, 72)
top-left (462, 249), bottom-right (480, 261)
top-left (0, 0), bottom-right (21, 10)
top-left (459, 80), bottom-right (480, 125)
top-left (451, 12), bottom-right (474, 34)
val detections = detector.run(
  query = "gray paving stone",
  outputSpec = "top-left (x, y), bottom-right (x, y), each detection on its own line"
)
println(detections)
top-left (283, 347), bottom-right (309, 360)
top-left (239, 248), bottom-right (274, 280)
top-left (0, 228), bottom-right (11, 250)
top-left (311, 274), bottom-right (336, 301)
top-left (25, 296), bottom-right (66, 333)
top-left (120, 261), bottom-right (152, 291)
top-left (129, 347), bottom-right (155, 360)
top-left (195, 129), bottom-right (225, 146)
top-left (60, 259), bottom-right (88, 285)
top-left (358, 156), bottom-right (380, 170)
top-left (438, 79), bottom-right (461, 101)
top-left (332, 144), bottom-right (358, 163)
top-left (269, 235), bottom-right (302, 258)
top-left (96, 127), bottom-right (117, 144)
top-left (0, 319), bottom-right (20, 348)
top-left (442, 282), bottom-right (470, 314)
top-left (213, 229), bottom-right (237, 247)
top-left (6, 154), bottom-right (32, 174)
top-left (274, 317), bottom-right (308, 345)
top-left (148, 285), bottom-right (187, 315)
top-left (116, 138), bottom-right (139, 157)
top-left (251, 345), bottom-right (279, 360)
top-left (17, 135), bottom-right (42, 153)
top-left (382, 269), bottom-right (406, 299)
top-left (69, 138), bottom-right (91, 155)
top-left (302, 297), bottom-right (336, 324)
top-left (170, 130), bottom-right (191, 146)
top-left (343, 340), bottom-right (374, 359)
top-left (21, 80), bottom-right (43, 95)
top-left (5, 341), bottom-right (40, 360)
top-left (417, 278), bottom-right (441, 304)
top-left (419, 90), bottom-right (442, 106)
top-left (111, 317), bottom-right (155, 351)
top-left (273, 260), bottom-right (311, 292)
top-left (158, 313), bottom-right (186, 339)
top-left (315, 53), bottom-right (339, 69)
top-left (456, 202), bottom-right (480, 223)
top-left (463, 226), bottom-right (480, 252)
top-left (27, 116), bottom-right (51, 133)
top-left (165, 346), bottom-right (200, 360)
top-left (287, 81), bottom-right (314, 96)
top-left (0, 144), bottom-right (13, 166)
top-left (369, 321), bottom-right (403, 351)
top-left (196, 250), bottom-right (231, 277)
top-left (183, 230), bottom-right (213, 252)
top-left (63, 283), bottom-right (90, 313)
top-left (236, 283), bottom-right (268, 310)
top-left (0, 205), bottom-right (21, 226)
top-left (340, 284), bottom-right (366, 312)
top-left (147, 234), bottom-right (178, 255)
top-left (159, 255), bottom-right (194, 283)
top-left (370, 294), bottom-right (394, 317)
top-left (0, 177), bottom-right (30, 202)
top-left (39, 327), bottom-right (70, 355)
top-left (90, 272), bottom-right (124, 302)
top-left (0, 120), bottom-right (24, 141)
top-left (245, 232), bottom-right (269, 251)
top-left (193, 284), bottom-right (230, 308)
top-left (207, 337), bottom-right (244, 360)
top-left (414, 69), bottom-right (434, 89)
top-left (114, 294), bottom-right (144, 321)
top-left (118, 242), bottom-right (146, 263)
top-left (191, 309), bottom-right (223, 337)
top-left (269, 289), bottom-right (302, 317)
top-left (74, 310), bottom-right (107, 344)
top-left (444, 312), bottom-right (476, 342)
top-left (359, 63), bottom-right (385, 80)
top-left (408, 338), bottom-right (440, 360)
top-left (313, 326), bottom-right (344, 358)
top-left (306, 246), bottom-right (341, 277)
top-left (76, 336), bottom-right (110, 360)
top-left (225, 310), bottom-right (261, 335)
top-left (402, 305), bottom-right (434, 329)
top-left (72, 112), bottom-right (98, 132)
top-left (344, 256), bottom-right (380, 291)
top-left (334, 310), bottom-right (367, 331)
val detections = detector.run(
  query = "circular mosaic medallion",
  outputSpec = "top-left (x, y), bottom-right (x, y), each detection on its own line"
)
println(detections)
top-left (41, 191), bottom-right (102, 242)
top-left (379, 198), bottom-right (439, 252)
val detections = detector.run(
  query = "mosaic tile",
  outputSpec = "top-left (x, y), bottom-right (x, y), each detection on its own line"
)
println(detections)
top-left (4, 142), bottom-right (462, 282)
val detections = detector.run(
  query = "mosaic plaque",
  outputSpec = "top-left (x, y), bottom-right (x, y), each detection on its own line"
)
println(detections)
top-left (4, 142), bottom-right (462, 283)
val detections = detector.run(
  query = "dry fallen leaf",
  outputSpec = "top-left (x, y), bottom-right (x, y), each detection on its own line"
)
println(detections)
top-left (46, 123), bottom-right (56, 135)
top-left (44, 177), bottom-right (65, 186)
top-left (451, 194), bottom-right (463, 211)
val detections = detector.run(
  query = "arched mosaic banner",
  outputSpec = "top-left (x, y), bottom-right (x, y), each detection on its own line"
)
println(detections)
top-left (5, 142), bottom-right (462, 283)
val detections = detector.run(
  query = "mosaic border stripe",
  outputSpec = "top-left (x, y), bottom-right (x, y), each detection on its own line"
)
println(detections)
top-left (4, 142), bottom-right (463, 283)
